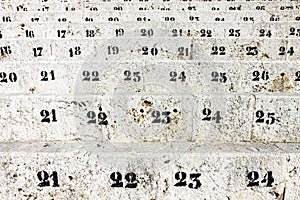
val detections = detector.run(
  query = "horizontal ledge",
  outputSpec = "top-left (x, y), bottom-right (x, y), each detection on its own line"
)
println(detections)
top-left (0, 141), bottom-right (298, 154)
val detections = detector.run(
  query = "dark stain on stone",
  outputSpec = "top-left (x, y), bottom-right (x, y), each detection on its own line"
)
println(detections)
top-left (163, 178), bottom-right (169, 195)
top-left (261, 53), bottom-right (269, 58)
top-left (269, 73), bottom-right (291, 92)
top-left (142, 100), bottom-right (152, 107)
top-left (29, 87), bottom-right (36, 93)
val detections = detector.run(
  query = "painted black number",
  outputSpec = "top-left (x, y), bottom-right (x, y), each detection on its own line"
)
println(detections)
top-left (247, 171), bottom-right (274, 187)
top-left (108, 46), bottom-right (119, 55)
top-left (41, 70), bottom-right (55, 81)
top-left (141, 29), bottom-right (153, 36)
top-left (124, 70), bottom-right (141, 82)
top-left (33, 47), bottom-right (43, 57)
top-left (110, 172), bottom-right (137, 188)
top-left (255, 110), bottom-right (276, 125)
top-left (211, 71), bottom-right (227, 83)
top-left (246, 46), bottom-right (258, 55)
top-left (289, 27), bottom-right (300, 36)
top-left (125, 172), bottom-right (138, 188)
top-left (40, 109), bottom-right (57, 123)
top-left (252, 71), bottom-right (269, 81)
top-left (37, 171), bottom-right (59, 187)
top-left (211, 46), bottom-right (226, 55)
top-left (0, 72), bottom-right (17, 83)
top-left (110, 172), bottom-right (123, 187)
top-left (200, 29), bottom-right (212, 37)
top-left (169, 71), bottom-right (186, 82)
top-left (177, 47), bottom-right (189, 56)
top-left (259, 29), bottom-right (272, 37)
top-left (87, 107), bottom-right (108, 125)
top-left (279, 46), bottom-right (294, 56)
top-left (82, 71), bottom-right (100, 81)
top-left (295, 71), bottom-right (300, 81)
top-left (174, 171), bottom-right (201, 189)
top-left (69, 46), bottom-right (81, 57)
top-left (247, 171), bottom-right (259, 187)
top-left (202, 108), bottom-right (222, 123)
top-left (229, 29), bottom-right (240, 37)
top-left (174, 171), bottom-right (187, 187)
top-left (151, 110), bottom-right (171, 124)
top-left (142, 46), bottom-right (158, 56)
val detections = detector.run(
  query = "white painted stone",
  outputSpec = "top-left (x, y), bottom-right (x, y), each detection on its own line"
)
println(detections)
top-left (0, 0), bottom-right (299, 198)
top-left (0, 142), bottom-right (291, 199)
top-left (253, 96), bottom-right (300, 142)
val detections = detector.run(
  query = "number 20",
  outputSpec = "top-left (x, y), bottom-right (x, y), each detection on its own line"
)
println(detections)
top-left (0, 72), bottom-right (17, 83)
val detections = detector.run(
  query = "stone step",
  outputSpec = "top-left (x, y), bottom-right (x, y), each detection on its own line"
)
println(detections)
top-left (0, 141), bottom-right (298, 199)
top-left (0, 38), bottom-right (299, 62)
top-left (1, 22), bottom-right (300, 39)
top-left (2, 1), bottom-right (299, 13)
top-left (0, 61), bottom-right (299, 94)
top-left (0, 94), bottom-right (299, 142)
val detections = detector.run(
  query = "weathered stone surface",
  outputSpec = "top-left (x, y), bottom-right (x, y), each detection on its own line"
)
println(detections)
top-left (0, 142), bottom-right (294, 199)
top-left (0, 0), bottom-right (299, 198)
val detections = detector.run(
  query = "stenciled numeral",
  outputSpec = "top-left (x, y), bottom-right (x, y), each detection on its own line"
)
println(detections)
top-left (211, 71), bottom-right (227, 83)
top-left (142, 46), bottom-right (158, 56)
top-left (151, 110), bottom-right (175, 124)
top-left (246, 46), bottom-right (258, 55)
top-left (169, 71), bottom-right (186, 82)
top-left (202, 108), bottom-right (222, 123)
top-left (247, 171), bottom-right (274, 187)
top-left (259, 29), bottom-right (272, 37)
top-left (140, 29), bottom-right (153, 37)
top-left (0, 72), bottom-right (17, 83)
top-left (211, 46), bottom-right (226, 55)
top-left (124, 70), bottom-right (141, 82)
top-left (87, 107), bottom-right (108, 125)
top-left (228, 29), bottom-right (240, 37)
top-left (108, 46), bottom-right (119, 55)
top-left (41, 70), bottom-right (55, 81)
top-left (33, 47), bottom-right (43, 57)
top-left (37, 171), bottom-right (59, 187)
top-left (252, 71), bottom-right (269, 81)
top-left (200, 29), bottom-right (212, 37)
top-left (69, 46), bottom-right (81, 57)
top-left (177, 47), bottom-right (189, 56)
top-left (0, 46), bottom-right (12, 56)
top-left (40, 109), bottom-right (57, 123)
top-left (82, 70), bottom-right (99, 81)
top-left (174, 171), bottom-right (201, 189)
top-left (57, 30), bottom-right (66, 38)
top-left (171, 29), bottom-right (183, 37)
top-left (289, 27), bottom-right (300, 36)
top-left (279, 46), bottom-right (294, 56)
top-left (110, 172), bottom-right (137, 188)
top-left (295, 71), bottom-right (300, 81)
top-left (255, 110), bottom-right (276, 125)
